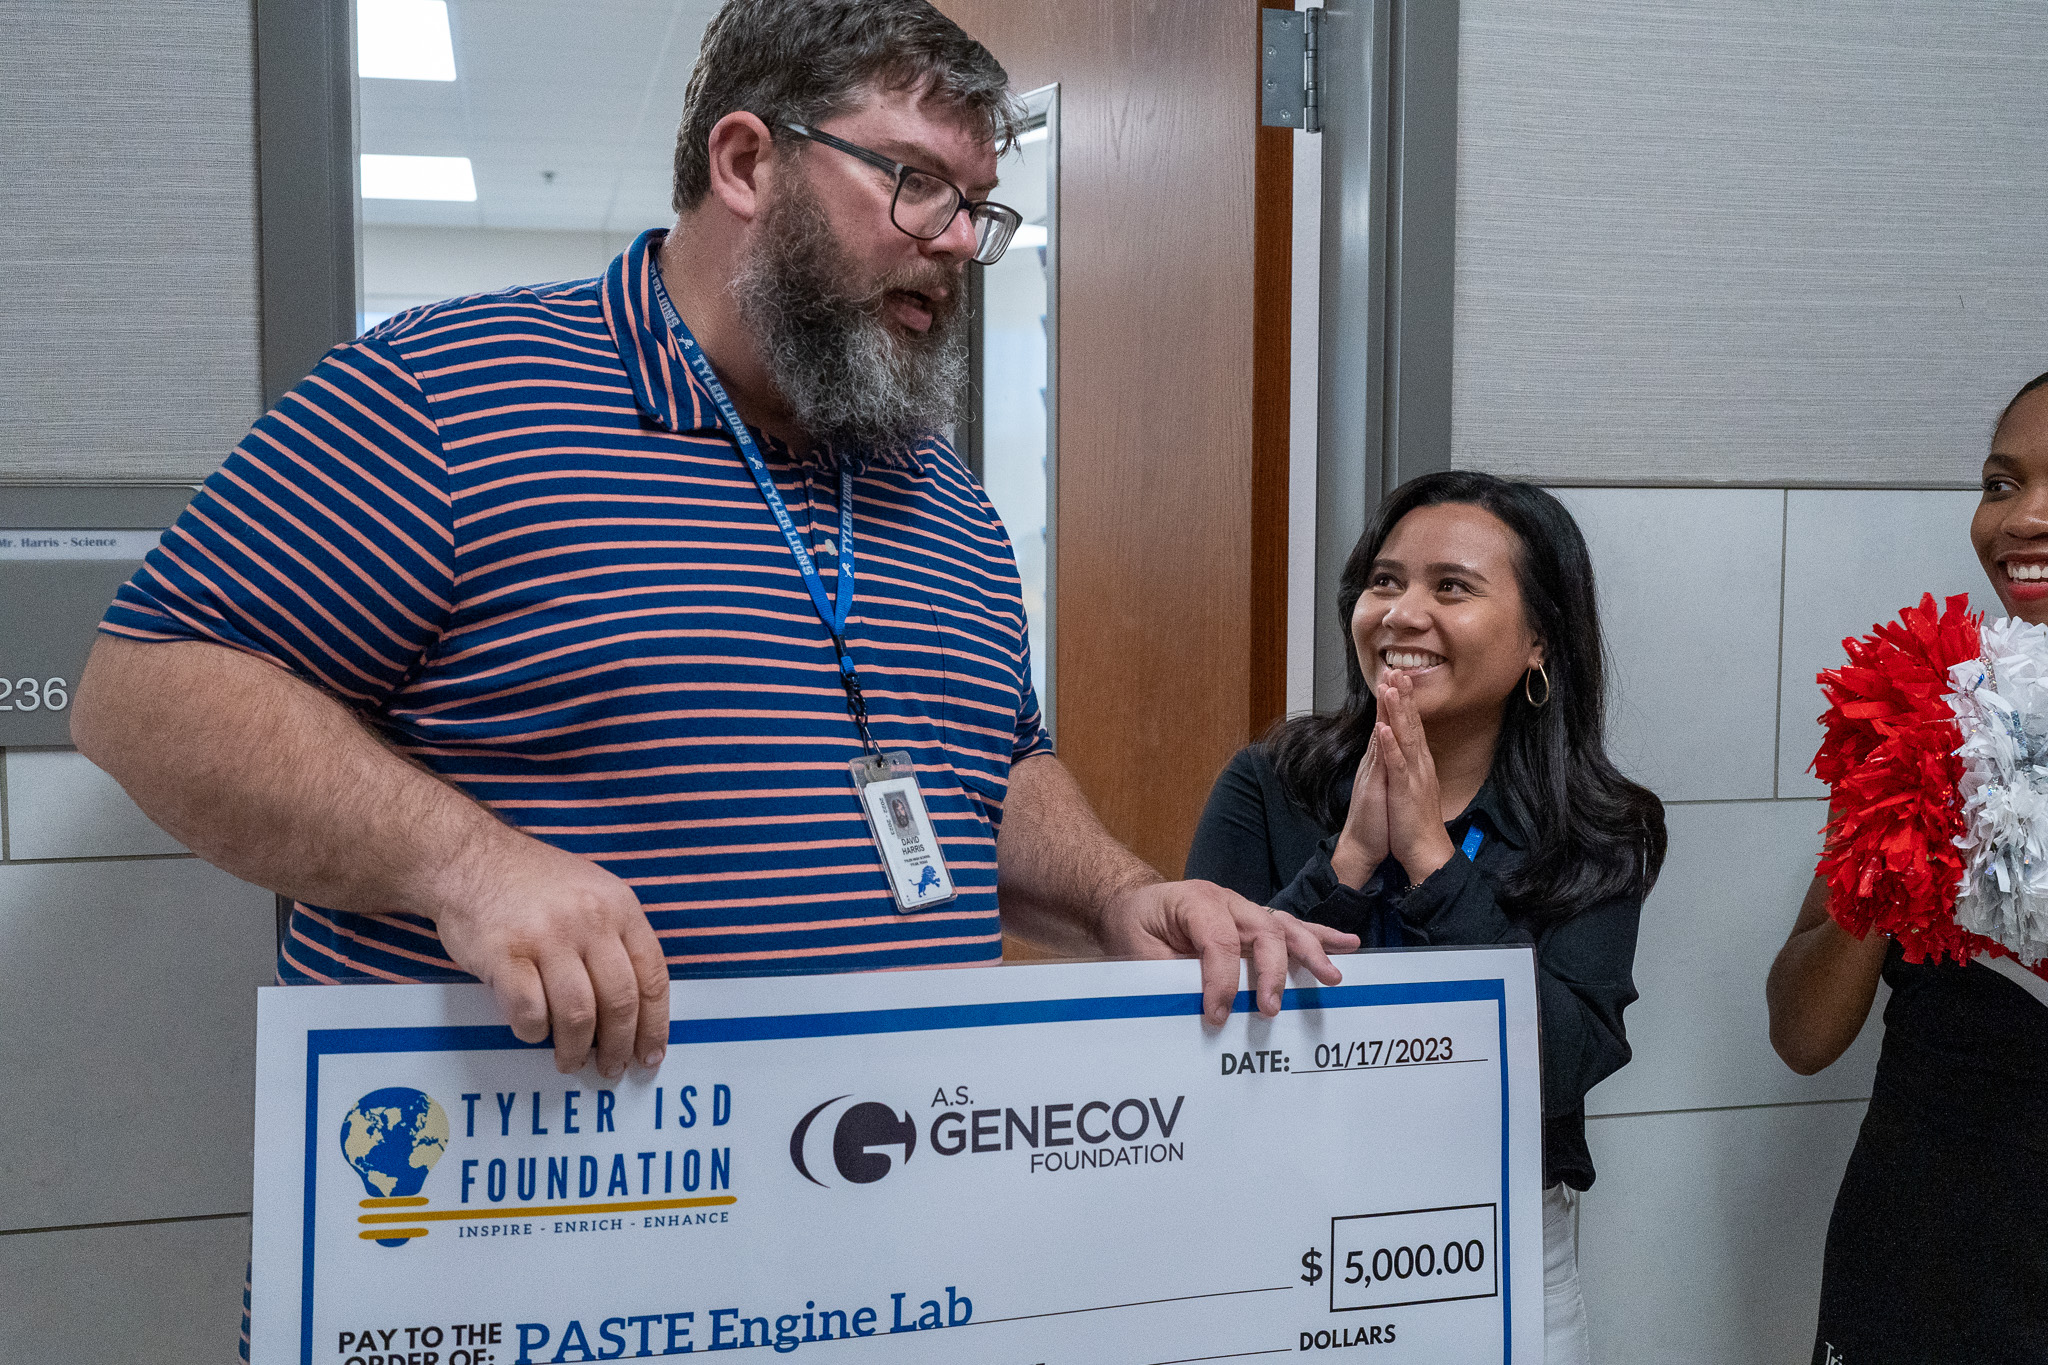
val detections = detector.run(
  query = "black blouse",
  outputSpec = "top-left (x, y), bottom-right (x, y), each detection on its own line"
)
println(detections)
top-left (1186, 744), bottom-right (1644, 1191)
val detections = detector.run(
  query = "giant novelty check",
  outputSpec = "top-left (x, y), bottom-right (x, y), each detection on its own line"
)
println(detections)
top-left (250, 948), bottom-right (1543, 1365)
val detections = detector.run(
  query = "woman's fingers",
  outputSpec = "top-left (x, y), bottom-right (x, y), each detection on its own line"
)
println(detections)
top-left (1376, 719), bottom-right (1423, 832)
top-left (1375, 719), bottom-right (1407, 778)
top-left (1334, 724), bottom-right (1394, 886)
top-left (1386, 675), bottom-right (1430, 757)
top-left (1334, 725), bottom-right (1393, 886)
top-left (1375, 685), bottom-right (1411, 764)
top-left (1377, 681), bottom-right (1456, 882)
top-left (1378, 683), bottom-right (1437, 796)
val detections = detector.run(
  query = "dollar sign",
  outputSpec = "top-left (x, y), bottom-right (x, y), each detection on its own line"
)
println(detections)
top-left (1300, 1247), bottom-right (1324, 1285)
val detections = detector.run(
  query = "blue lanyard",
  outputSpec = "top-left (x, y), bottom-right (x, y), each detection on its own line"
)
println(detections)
top-left (647, 267), bottom-right (878, 754)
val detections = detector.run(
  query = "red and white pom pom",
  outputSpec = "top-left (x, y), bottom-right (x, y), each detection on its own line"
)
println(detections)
top-left (1816, 593), bottom-right (2048, 981)
top-left (1949, 616), bottom-right (2048, 965)
top-left (1815, 593), bottom-right (1981, 964)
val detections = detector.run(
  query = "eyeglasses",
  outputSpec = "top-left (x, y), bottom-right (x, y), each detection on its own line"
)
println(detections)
top-left (777, 123), bottom-right (1024, 266)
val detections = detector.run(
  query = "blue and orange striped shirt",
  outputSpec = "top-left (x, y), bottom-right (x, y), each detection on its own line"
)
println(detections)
top-left (103, 227), bottom-right (1049, 983)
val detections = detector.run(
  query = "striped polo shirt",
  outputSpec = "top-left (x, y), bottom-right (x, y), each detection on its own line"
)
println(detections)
top-left (103, 227), bottom-right (1049, 982)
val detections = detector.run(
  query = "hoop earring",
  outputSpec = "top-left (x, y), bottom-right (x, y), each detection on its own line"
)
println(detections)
top-left (1524, 663), bottom-right (1551, 708)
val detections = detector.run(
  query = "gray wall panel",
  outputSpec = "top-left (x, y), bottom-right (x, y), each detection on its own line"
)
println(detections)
top-left (0, 0), bottom-right (260, 483)
top-left (1589, 799), bottom-right (1883, 1117)
top-left (1553, 487), bottom-right (1785, 802)
top-left (1582, 1102), bottom-right (1867, 1364)
top-left (0, 1216), bottom-right (250, 1365)
top-left (1453, 1), bottom-right (2048, 486)
top-left (0, 856), bottom-right (275, 1230)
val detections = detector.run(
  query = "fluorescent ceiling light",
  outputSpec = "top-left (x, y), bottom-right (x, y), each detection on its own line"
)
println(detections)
top-left (361, 154), bottom-right (476, 201)
top-left (1012, 224), bottom-right (1049, 250)
top-left (358, 0), bottom-right (457, 81)
top-left (1017, 126), bottom-right (1050, 145)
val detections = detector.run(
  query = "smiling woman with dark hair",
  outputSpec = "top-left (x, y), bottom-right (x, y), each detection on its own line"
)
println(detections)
top-left (1187, 470), bottom-right (1666, 1364)
top-left (1768, 368), bottom-right (2048, 1365)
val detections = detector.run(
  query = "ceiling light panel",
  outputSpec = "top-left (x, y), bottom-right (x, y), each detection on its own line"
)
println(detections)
top-left (358, 0), bottom-right (458, 81)
top-left (361, 154), bottom-right (478, 201)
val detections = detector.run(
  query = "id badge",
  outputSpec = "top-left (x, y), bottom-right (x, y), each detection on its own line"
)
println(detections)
top-left (849, 752), bottom-right (957, 912)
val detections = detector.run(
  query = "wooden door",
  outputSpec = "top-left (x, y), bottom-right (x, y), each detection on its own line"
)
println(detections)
top-left (936, 0), bottom-right (1295, 914)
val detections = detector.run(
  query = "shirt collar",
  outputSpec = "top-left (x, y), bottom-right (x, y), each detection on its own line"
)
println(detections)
top-left (600, 227), bottom-right (926, 473)
top-left (603, 227), bottom-right (699, 437)
top-left (1458, 779), bottom-right (1529, 851)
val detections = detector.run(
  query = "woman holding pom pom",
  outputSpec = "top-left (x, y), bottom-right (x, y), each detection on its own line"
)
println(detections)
top-left (1186, 471), bottom-right (1666, 1365)
top-left (1768, 369), bottom-right (2048, 1364)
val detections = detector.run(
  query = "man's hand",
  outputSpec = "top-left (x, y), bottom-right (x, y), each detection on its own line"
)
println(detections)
top-left (72, 634), bottom-right (672, 1079)
top-left (1097, 881), bottom-right (1361, 1025)
top-left (430, 833), bottom-right (670, 1079)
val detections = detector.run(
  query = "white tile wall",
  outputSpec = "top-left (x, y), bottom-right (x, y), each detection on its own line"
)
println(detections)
top-left (1549, 487), bottom-right (1923, 1364)
top-left (0, 1214), bottom-right (249, 1365)
top-left (1587, 799), bottom-right (1884, 1117)
top-left (1776, 490), bottom-right (1988, 797)
top-left (1581, 1101), bottom-right (1866, 1365)
top-left (1554, 488), bottom-right (1784, 803)
top-left (5, 747), bottom-right (187, 860)
top-left (0, 855), bottom-right (273, 1230)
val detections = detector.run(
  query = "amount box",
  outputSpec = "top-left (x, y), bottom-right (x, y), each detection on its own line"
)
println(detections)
top-left (1329, 1203), bottom-right (1499, 1312)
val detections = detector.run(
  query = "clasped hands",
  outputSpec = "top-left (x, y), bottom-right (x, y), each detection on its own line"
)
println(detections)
top-left (1330, 672), bottom-right (1457, 891)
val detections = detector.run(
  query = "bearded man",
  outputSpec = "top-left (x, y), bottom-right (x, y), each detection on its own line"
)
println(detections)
top-left (71, 0), bottom-right (1356, 1090)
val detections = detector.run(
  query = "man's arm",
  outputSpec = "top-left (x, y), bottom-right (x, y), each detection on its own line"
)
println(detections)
top-left (996, 752), bottom-right (1359, 1024)
top-left (71, 635), bottom-right (669, 1077)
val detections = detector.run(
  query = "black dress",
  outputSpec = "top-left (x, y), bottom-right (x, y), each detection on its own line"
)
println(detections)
top-left (1187, 744), bottom-right (1643, 1191)
top-left (1811, 944), bottom-right (2048, 1364)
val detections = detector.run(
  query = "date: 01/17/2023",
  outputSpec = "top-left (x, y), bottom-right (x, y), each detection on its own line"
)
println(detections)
top-left (1219, 1036), bottom-right (1467, 1075)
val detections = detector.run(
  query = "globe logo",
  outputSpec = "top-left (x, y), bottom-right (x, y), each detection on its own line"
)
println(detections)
top-left (340, 1088), bottom-right (449, 1248)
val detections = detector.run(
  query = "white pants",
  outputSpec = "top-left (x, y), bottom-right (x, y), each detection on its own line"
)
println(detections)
top-left (1543, 1182), bottom-right (1592, 1365)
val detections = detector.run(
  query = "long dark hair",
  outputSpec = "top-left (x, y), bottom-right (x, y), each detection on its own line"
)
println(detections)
top-left (1266, 471), bottom-right (1666, 924)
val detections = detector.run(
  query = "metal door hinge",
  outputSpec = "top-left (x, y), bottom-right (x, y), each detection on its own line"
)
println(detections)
top-left (1261, 7), bottom-right (1321, 132)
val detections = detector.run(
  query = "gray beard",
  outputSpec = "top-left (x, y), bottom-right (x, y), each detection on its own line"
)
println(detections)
top-left (729, 180), bottom-right (968, 454)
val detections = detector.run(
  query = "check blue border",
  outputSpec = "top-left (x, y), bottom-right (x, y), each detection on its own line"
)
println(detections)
top-left (297, 978), bottom-right (1514, 1364)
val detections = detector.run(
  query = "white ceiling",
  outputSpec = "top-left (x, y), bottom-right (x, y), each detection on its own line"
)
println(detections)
top-left (358, 0), bottom-right (724, 232)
